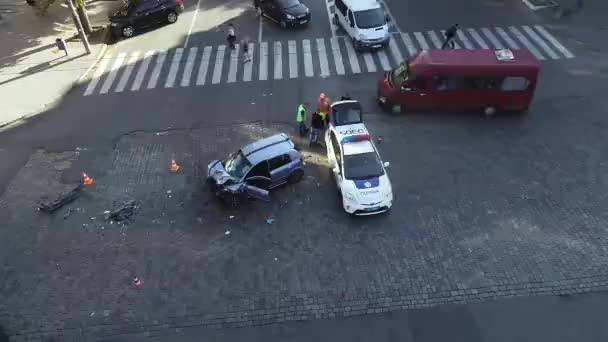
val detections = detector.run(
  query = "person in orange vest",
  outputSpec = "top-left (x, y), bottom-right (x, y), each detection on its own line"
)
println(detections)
top-left (317, 93), bottom-right (331, 126)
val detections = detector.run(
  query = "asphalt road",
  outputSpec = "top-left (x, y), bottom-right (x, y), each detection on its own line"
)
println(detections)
top-left (2, 0), bottom-right (608, 340)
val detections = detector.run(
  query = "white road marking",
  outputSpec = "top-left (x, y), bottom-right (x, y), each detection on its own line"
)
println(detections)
top-left (427, 31), bottom-right (443, 48)
top-left (377, 50), bottom-right (391, 71)
top-left (181, 47), bottom-right (198, 87)
top-left (457, 30), bottom-right (474, 49)
top-left (115, 52), bottom-right (139, 93)
top-left (343, 38), bottom-right (361, 74)
top-left (147, 51), bottom-right (167, 89)
top-left (211, 45), bottom-right (226, 84)
top-left (362, 52), bottom-right (376, 72)
top-left (509, 26), bottom-right (545, 60)
top-left (324, 0), bottom-right (337, 38)
top-left (467, 28), bottom-right (489, 49)
top-left (259, 42), bottom-right (268, 81)
top-left (243, 43), bottom-right (254, 82)
top-left (228, 44), bottom-right (239, 83)
top-left (100, 52), bottom-right (126, 94)
top-left (533, 25), bottom-right (574, 58)
top-left (165, 48), bottom-right (183, 88)
top-left (83, 55), bottom-right (111, 96)
top-left (441, 30), bottom-right (460, 48)
top-left (184, 0), bottom-right (202, 48)
top-left (388, 36), bottom-right (404, 63)
top-left (522, 25), bottom-right (559, 59)
top-left (303, 39), bottom-right (314, 77)
top-left (413, 32), bottom-right (429, 50)
top-left (400, 33), bottom-right (417, 55)
top-left (288, 40), bottom-right (298, 79)
top-left (316, 38), bottom-right (330, 77)
top-left (481, 28), bottom-right (504, 49)
top-left (196, 46), bottom-right (212, 85)
top-left (495, 27), bottom-right (520, 49)
top-left (274, 41), bottom-right (282, 80)
top-left (131, 51), bottom-right (153, 91)
top-left (330, 37), bottom-right (345, 75)
top-left (379, 0), bottom-right (402, 32)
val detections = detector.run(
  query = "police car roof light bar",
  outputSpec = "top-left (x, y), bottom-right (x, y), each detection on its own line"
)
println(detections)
top-left (342, 134), bottom-right (370, 144)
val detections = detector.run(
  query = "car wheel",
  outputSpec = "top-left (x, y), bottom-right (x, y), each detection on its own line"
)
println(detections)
top-left (121, 25), bottom-right (135, 38)
top-left (280, 20), bottom-right (287, 28)
top-left (287, 169), bottom-right (304, 184)
top-left (167, 11), bottom-right (178, 23)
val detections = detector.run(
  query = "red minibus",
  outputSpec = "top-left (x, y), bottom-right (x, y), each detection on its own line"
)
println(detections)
top-left (377, 48), bottom-right (540, 115)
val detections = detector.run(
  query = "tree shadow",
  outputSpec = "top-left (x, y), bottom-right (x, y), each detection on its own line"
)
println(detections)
top-left (0, 53), bottom-right (86, 86)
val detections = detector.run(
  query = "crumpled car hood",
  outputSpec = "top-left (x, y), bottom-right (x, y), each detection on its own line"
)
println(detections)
top-left (208, 160), bottom-right (238, 185)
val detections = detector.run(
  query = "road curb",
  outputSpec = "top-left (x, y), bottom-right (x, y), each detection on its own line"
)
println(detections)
top-left (0, 29), bottom-right (110, 129)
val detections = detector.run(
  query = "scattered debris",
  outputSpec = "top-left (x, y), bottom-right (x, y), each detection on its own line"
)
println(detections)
top-left (166, 190), bottom-right (172, 194)
top-left (251, 102), bottom-right (256, 105)
top-left (107, 200), bottom-right (137, 224)
top-left (229, 215), bottom-right (235, 219)
top-left (38, 185), bottom-right (83, 214)
top-left (266, 218), bottom-right (274, 225)
top-left (132, 276), bottom-right (144, 289)
top-left (90, 312), bottom-right (95, 317)
top-left (90, 217), bottom-right (96, 220)
top-left (156, 131), bottom-right (169, 136)
top-left (196, 217), bottom-right (203, 223)
top-left (63, 208), bottom-right (73, 220)
top-left (225, 230), bottom-right (231, 235)
top-left (170, 160), bottom-right (180, 172)
top-left (377, 136), bottom-right (384, 144)
top-left (274, 257), bottom-right (278, 261)
top-left (103, 210), bottom-right (110, 214)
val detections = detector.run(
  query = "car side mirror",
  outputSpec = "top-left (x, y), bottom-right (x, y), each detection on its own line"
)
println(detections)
top-left (385, 15), bottom-right (391, 22)
top-left (383, 161), bottom-right (391, 168)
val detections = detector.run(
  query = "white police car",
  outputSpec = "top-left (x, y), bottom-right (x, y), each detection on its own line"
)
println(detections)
top-left (324, 100), bottom-right (393, 215)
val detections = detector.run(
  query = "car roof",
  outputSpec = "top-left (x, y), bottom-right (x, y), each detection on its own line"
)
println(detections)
top-left (411, 48), bottom-right (539, 69)
top-left (343, 0), bottom-right (381, 11)
top-left (241, 133), bottom-right (295, 165)
top-left (343, 140), bottom-right (375, 156)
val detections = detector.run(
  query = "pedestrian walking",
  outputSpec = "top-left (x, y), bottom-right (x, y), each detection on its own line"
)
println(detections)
top-left (226, 23), bottom-right (236, 50)
top-left (242, 36), bottom-right (252, 63)
top-left (297, 102), bottom-right (309, 137)
top-left (309, 111), bottom-right (324, 146)
top-left (441, 23), bottom-right (459, 49)
top-left (317, 93), bottom-right (331, 126)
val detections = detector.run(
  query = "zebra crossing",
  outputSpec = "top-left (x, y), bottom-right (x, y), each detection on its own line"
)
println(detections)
top-left (83, 24), bottom-right (574, 96)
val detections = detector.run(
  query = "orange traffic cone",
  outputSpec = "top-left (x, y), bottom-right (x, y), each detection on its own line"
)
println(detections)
top-left (132, 276), bottom-right (144, 289)
top-left (170, 160), bottom-right (180, 172)
top-left (82, 172), bottom-right (94, 185)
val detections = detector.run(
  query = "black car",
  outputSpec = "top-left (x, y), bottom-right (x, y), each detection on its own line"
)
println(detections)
top-left (254, 0), bottom-right (310, 28)
top-left (109, 0), bottom-right (184, 38)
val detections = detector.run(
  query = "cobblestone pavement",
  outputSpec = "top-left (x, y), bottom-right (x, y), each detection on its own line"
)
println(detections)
top-left (2, 94), bottom-right (608, 340)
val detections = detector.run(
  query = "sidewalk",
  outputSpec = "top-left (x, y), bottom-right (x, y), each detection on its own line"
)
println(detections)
top-left (0, 0), bottom-right (122, 128)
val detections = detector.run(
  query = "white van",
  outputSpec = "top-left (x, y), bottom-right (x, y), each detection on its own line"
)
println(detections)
top-left (334, 0), bottom-right (391, 51)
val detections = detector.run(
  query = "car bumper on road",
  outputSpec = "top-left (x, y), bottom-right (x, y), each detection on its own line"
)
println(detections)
top-left (286, 14), bottom-right (310, 27)
top-left (344, 199), bottom-right (392, 216)
top-left (355, 36), bottom-right (390, 50)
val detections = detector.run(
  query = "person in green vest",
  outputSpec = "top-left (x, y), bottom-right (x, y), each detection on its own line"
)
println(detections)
top-left (297, 102), bottom-right (309, 137)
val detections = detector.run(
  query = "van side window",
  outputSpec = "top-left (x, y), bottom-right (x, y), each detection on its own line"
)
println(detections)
top-left (501, 77), bottom-right (530, 91)
top-left (335, 0), bottom-right (346, 15)
top-left (467, 77), bottom-right (502, 90)
top-left (433, 76), bottom-right (466, 91)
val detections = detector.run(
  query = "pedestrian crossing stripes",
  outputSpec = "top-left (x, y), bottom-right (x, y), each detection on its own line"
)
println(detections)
top-left (83, 25), bottom-right (575, 96)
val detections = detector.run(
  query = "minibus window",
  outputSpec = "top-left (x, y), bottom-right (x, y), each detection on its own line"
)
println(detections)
top-left (501, 77), bottom-right (530, 91)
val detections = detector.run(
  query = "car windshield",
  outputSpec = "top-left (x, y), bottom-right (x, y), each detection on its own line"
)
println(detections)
top-left (343, 152), bottom-right (384, 180)
top-left (391, 61), bottom-right (409, 86)
top-left (224, 151), bottom-right (252, 179)
top-left (277, 0), bottom-right (299, 8)
top-left (354, 8), bottom-right (385, 29)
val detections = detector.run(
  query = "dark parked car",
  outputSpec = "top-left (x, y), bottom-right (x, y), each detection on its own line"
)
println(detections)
top-left (254, 0), bottom-right (310, 28)
top-left (207, 133), bottom-right (305, 206)
top-left (109, 0), bottom-right (184, 38)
